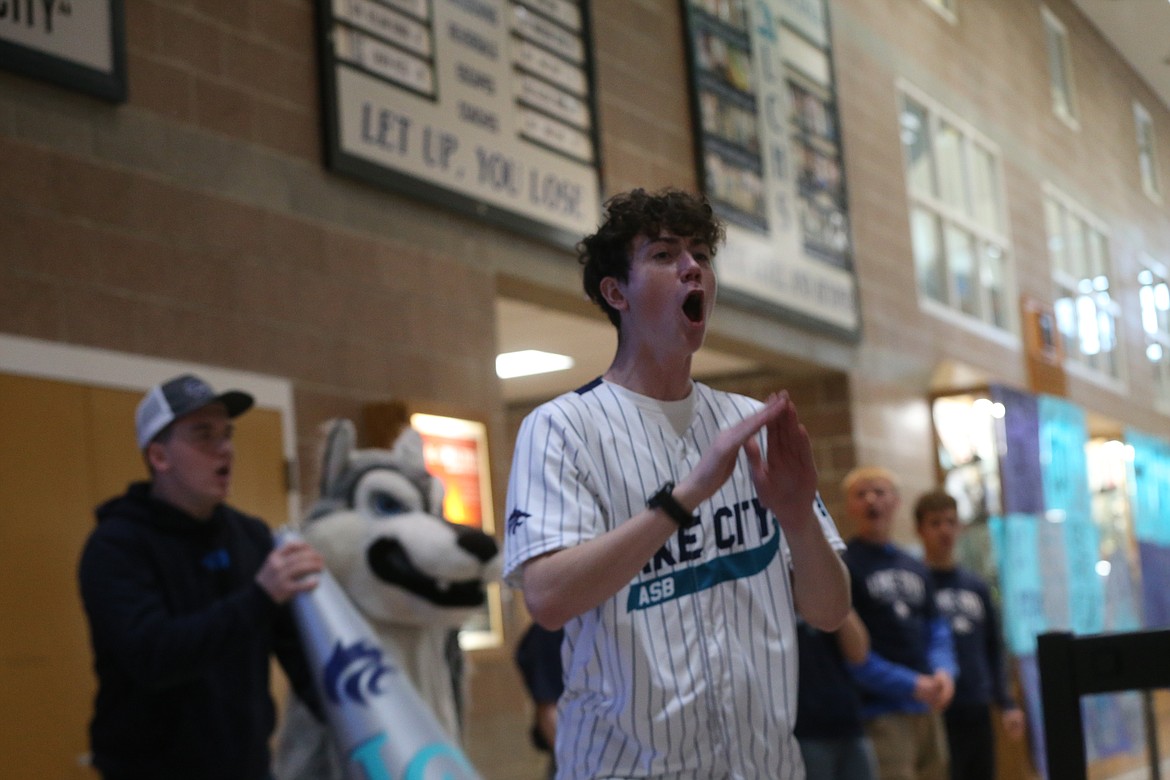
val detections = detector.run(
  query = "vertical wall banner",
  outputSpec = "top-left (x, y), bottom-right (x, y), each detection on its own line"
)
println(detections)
top-left (1138, 542), bottom-right (1170, 627)
top-left (1126, 428), bottom-right (1170, 546)
top-left (1101, 547), bottom-right (1141, 633)
top-left (1036, 394), bottom-right (1090, 517)
top-left (0, 1), bottom-right (126, 102)
top-left (681, 0), bottom-right (859, 337)
top-left (317, 0), bottom-right (602, 248)
top-left (988, 514), bottom-right (1047, 656)
top-left (1061, 511), bottom-right (1103, 635)
top-left (993, 384), bottom-right (1045, 514)
top-left (1128, 428), bottom-right (1170, 627)
top-left (1036, 517), bottom-right (1071, 631)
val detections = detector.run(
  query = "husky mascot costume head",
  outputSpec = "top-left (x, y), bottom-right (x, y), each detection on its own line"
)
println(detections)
top-left (275, 419), bottom-right (502, 780)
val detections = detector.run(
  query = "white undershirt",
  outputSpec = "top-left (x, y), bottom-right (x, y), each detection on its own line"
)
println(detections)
top-left (602, 379), bottom-right (696, 439)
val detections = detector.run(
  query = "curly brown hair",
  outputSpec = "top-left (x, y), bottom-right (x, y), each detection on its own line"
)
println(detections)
top-left (578, 188), bottom-right (726, 327)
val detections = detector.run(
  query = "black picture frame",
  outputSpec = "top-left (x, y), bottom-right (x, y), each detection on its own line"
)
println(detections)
top-left (0, 1), bottom-right (127, 103)
top-left (314, 0), bottom-right (603, 251)
top-left (679, 0), bottom-right (861, 341)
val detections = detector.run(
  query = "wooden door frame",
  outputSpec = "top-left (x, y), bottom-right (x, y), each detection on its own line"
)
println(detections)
top-left (0, 333), bottom-right (301, 520)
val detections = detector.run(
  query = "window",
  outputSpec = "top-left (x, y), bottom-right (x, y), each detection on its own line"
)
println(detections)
top-left (899, 85), bottom-right (1013, 331)
top-left (1134, 102), bottom-right (1162, 201)
top-left (1042, 6), bottom-right (1078, 127)
top-left (1138, 257), bottom-right (1170, 403)
top-left (1044, 189), bottom-right (1121, 378)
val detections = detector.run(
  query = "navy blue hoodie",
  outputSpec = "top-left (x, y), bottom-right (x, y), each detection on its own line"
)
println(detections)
top-left (78, 482), bottom-right (315, 779)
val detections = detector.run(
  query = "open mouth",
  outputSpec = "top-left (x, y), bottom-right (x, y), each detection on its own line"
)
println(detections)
top-left (367, 538), bottom-right (487, 607)
top-left (682, 291), bottom-right (704, 323)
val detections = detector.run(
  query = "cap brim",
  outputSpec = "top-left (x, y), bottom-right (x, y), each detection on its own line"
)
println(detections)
top-left (215, 390), bottom-right (254, 418)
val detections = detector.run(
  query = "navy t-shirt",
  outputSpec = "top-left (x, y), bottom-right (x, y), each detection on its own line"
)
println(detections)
top-left (930, 566), bottom-right (1014, 711)
top-left (515, 623), bottom-right (564, 704)
top-left (794, 619), bottom-right (864, 739)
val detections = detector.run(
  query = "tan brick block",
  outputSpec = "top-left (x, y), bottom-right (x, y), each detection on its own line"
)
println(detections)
top-left (221, 36), bottom-right (313, 108)
top-left (126, 52), bottom-right (195, 120)
top-left (261, 211), bottom-right (327, 274)
top-left (193, 77), bottom-right (254, 140)
top-left (157, 5), bottom-right (224, 76)
top-left (51, 156), bottom-right (135, 227)
top-left (57, 284), bottom-right (142, 354)
top-left (200, 196), bottom-right (269, 258)
top-left (321, 230), bottom-right (382, 282)
top-left (0, 137), bottom-right (55, 211)
top-left (192, 0), bottom-right (250, 29)
top-left (247, 0), bottom-right (314, 53)
top-left (125, 1), bottom-right (162, 55)
top-left (0, 268), bottom-right (63, 340)
top-left (252, 99), bottom-right (316, 162)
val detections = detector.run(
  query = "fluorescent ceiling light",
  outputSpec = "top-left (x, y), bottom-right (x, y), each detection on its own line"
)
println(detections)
top-left (496, 349), bottom-right (574, 379)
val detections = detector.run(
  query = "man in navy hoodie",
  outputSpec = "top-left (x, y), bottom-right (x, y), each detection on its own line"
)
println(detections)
top-left (79, 374), bottom-right (324, 780)
top-left (841, 466), bottom-right (956, 780)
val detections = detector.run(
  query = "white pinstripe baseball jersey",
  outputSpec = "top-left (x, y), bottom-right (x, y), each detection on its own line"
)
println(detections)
top-left (504, 379), bottom-right (844, 780)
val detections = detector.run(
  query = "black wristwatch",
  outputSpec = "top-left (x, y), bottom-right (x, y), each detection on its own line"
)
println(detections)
top-left (647, 481), bottom-right (699, 528)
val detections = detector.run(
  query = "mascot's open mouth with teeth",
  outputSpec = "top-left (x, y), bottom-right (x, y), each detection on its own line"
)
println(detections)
top-left (367, 535), bottom-right (494, 608)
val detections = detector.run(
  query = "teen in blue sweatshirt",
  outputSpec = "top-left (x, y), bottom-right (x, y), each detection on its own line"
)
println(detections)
top-left (841, 467), bottom-right (956, 780)
top-left (915, 489), bottom-right (1025, 780)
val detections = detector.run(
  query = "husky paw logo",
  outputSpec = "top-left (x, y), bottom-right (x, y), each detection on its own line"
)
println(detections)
top-left (322, 639), bottom-right (397, 706)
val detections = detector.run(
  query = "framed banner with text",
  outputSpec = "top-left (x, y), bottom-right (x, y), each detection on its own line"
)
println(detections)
top-left (316, 0), bottom-right (602, 249)
top-left (681, 0), bottom-right (859, 337)
top-left (0, 1), bottom-right (126, 102)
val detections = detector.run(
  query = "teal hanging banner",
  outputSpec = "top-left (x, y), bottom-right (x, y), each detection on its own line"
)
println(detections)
top-left (1127, 428), bottom-right (1170, 545)
top-left (989, 514), bottom-right (1047, 655)
top-left (1062, 510), bottom-right (1104, 635)
top-left (1037, 395), bottom-right (1090, 515)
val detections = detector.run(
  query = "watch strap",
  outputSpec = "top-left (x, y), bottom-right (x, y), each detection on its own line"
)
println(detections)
top-left (647, 481), bottom-right (698, 528)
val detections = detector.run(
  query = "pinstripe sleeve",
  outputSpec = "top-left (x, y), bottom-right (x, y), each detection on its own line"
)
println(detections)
top-left (502, 399), bottom-right (604, 588)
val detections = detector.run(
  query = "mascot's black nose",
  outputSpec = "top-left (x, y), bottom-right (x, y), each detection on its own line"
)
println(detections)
top-left (457, 530), bottom-right (499, 563)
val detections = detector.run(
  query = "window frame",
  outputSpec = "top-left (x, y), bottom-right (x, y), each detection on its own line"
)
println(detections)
top-left (898, 80), bottom-right (1016, 336)
top-left (1134, 101), bottom-right (1162, 203)
top-left (1041, 5), bottom-right (1079, 130)
top-left (1043, 184), bottom-right (1125, 385)
top-left (1137, 255), bottom-right (1170, 410)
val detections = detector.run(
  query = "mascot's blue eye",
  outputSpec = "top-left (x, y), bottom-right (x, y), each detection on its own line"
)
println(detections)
top-left (371, 493), bottom-right (407, 517)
